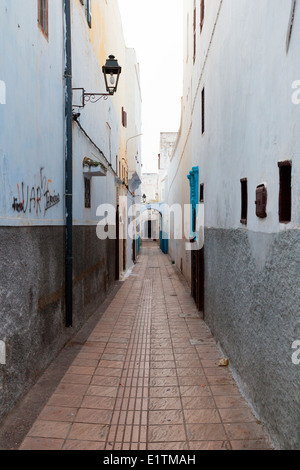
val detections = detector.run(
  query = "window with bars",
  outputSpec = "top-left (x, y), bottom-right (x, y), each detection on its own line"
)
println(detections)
top-left (38, 0), bottom-right (48, 37)
top-left (200, 184), bottom-right (204, 203)
top-left (240, 178), bottom-right (248, 225)
top-left (84, 177), bottom-right (91, 209)
top-left (278, 161), bottom-right (292, 223)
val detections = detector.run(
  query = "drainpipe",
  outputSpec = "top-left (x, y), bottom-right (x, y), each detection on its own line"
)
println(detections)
top-left (64, 0), bottom-right (73, 328)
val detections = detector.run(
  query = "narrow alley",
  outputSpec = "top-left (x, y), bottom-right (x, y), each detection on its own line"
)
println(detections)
top-left (12, 242), bottom-right (272, 451)
top-left (1, 0), bottom-right (300, 455)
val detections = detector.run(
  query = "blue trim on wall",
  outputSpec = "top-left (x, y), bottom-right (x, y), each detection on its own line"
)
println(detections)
top-left (187, 166), bottom-right (199, 239)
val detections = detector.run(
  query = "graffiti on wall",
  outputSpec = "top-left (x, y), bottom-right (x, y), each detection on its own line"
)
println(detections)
top-left (12, 167), bottom-right (60, 216)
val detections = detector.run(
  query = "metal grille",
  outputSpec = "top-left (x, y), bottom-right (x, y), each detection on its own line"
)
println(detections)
top-left (84, 177), bottom-right (91, 209)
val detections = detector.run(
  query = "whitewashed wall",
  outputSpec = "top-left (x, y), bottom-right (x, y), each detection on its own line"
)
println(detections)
top-left (0, 0), bottom-right (65, 226)
top-left (166, 0), bottom-right (300, 449)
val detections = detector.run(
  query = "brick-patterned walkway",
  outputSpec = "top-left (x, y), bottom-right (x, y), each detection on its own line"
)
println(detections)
top-left (19, 241), bottom-right (273, 450)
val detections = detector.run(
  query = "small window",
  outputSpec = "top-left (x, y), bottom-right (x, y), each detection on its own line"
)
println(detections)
top-left (84, 177), bottom-right (91, 209)
top-left (122, 108), bottom-right (127, 128)
top-left (278, 161), bottom-right (292, 223)
top-left (192, 207), bottom-right (197, 234)
top-left (80, 0), bottom-right (92, 28)
top-left (87, 0), bottom-right (92, 28)
top-left (200, 0), bottom-right (205, 33)
top-left (201, 87), bottom-right (205, 135)
top-left (240, 178), bottom-right (248, 225)
top-left (38, 0), bottom-right (48, 37)
top-left (255, 184), bottom-right (267, 219)
top-left (193, 2), bottom-right (196, 63)
top-left (200, 184), bottom-right (204, 203)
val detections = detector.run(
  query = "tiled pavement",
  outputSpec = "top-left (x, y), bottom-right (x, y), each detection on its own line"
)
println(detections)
top-left (19, 241), bottom-right (273, 451)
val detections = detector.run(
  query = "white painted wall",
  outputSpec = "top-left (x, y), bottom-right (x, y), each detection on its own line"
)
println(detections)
top-left (0, 0), bottom-right (65, 226)
top-left (71, 0), bottom-right (121, 225)
top-left (126, 47), bottom-right (142, 197)
top-left (167, 0), bottom-right (300, 278)
top-left (192, 0), bottom-right (300, 234)
top-left (141, 173), bottom-right (159, 203)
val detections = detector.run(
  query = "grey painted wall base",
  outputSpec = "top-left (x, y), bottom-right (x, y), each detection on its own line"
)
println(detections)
top-left (204, 227), bottom-right (300, 450)
top-left (0, 225), bottom-right (116, 425)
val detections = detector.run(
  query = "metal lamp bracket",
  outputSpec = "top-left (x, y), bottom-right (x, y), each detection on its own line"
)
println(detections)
top-left (72, 88), bottom-right (111, 108)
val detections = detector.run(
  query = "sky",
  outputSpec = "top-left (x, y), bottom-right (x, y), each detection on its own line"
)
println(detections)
top-left (118, 0), bottom-right (183, 173)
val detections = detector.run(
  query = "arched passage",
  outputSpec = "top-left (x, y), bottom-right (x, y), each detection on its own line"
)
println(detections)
top-left (139, 204), bottom-right (168, 254)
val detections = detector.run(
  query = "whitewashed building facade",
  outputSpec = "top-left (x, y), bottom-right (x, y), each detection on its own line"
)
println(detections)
top-left (0, 0), bottom-right (141, 424)
top-left (166, 0), bottom-right (300, 449)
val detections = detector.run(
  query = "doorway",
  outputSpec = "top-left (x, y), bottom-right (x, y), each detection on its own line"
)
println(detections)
top-left (147, 220), bottom-right (152, 239)
top-left (191, 247), bottom-right (205, 315)
top-left (115, 205), bottom-right (120, 281)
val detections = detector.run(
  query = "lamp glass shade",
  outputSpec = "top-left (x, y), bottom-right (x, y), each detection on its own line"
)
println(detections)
top-left (102, 55), bottom-right (122, 95)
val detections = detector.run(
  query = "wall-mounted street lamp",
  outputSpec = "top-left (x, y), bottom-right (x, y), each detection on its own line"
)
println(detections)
top-left (142, 194), bottom-right (147, 204)
top-left (73, 55), bottom-right (122, 107)
top-left (102, 55), bottom-right (122, 95)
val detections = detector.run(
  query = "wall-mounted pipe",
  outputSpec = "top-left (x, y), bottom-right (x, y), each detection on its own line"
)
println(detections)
top-left (64, 0), bottom-right (73, 328)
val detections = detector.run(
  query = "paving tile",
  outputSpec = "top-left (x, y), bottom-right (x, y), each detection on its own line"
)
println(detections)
top-left (80, 396), bottom-right (115, 410)
top-left (74, 408), bottom-right (113, 425)
top-left (148, 425), bottom-right (186, 442)
top-left (19, 437), bottom-right (64, 450)
top-left (149, 387), bottom-right (180, 398)
top-left (188, 441), bottom-right (231, 450)
top-left (210, 384), bottom-right (241, 396)
top-left (27, 420), bottom-right (71, 439)
top-left (224, 422), bottom-right (269, 441)
top-left (214, 395), bottom-right (250, 409)
top-left (91, 375), bottom-right (121, 386)
top-left (177, 368), bottom-right (205, 376)
top-left (47, 394), bottom-right (84, 408)
top-left (67, 366), bottom-right (96, 376)
top-left (68, 423), bottom-right (109, 441)
top-left (149, 442), bottom-right (189, 450)
top-left (149, 397), bottom-right (182, 411)
top-left (98, 360), bottom-right (125, 369)
top-left (55, 383), bottom-right (89, 396)
top-left (178, 376), bottom-right (207, 386)
top-left (184, 409), bottom-right (221, 424)
top-left (219, 408), bottom-right (257, 423)
top-left (86, 385), bottom-right (118, 398)
top-left (206, 375), bottom-right (235, 386)
top-left (149, 377), bottom-right (179, 387)
top-left (149, 410), bottom-right (184, 425)
top-left (94, 367), bottom-right (123, 377)
top-left (71, 358), bottom-right (99, 367)
top-left (182, 396), bottom-right (216, 409)
top-left (62, 440), bottom-right (106, 450)
top-left (179, 385), bottom-right (212, 397)
top-left (38, 406), bottom-right (77, 423)
top-left (230, 439), bottom-right (273, 450)
top-left (61, 373), bottom-right (92, 385)
top-left (151, 361), bottom-right (176, 369)
top-left (187, 423), bottom-right (227, 441)
top-left (150, 368), bottom-right (177, 377)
